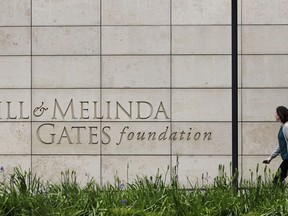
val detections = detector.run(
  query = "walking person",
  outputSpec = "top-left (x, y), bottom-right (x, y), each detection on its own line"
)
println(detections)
top-left (262, 106), bottom-right (288, 184)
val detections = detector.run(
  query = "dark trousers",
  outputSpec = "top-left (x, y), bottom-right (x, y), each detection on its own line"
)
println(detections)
top-left (273, 159), bottom-right (288, 184)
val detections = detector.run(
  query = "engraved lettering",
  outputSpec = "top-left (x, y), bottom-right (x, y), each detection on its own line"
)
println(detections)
top-left (116, 126), bottom-right (129, 145)
top-left (19, 101), bottom-right (29, 119)
top-left (93, 101), bottom-right (103, 119)
top-left (80, 101), bottom-right (89, 119)
top-left (115, 126), bottom-right (213, 143)
top-left (159, 126), bottom-right (168, 140)
top-left (33, 102), bottom-right (48, 117)
top-left (52, 99), bottom-right (76, 120)
top-left (71, 126), bottom-right (86, 144)
top-left (7, 102), bottom-right (17, 119)
top-left (137, 101), bottom-right (153, 119)
top-left (116, 101), bottom-right (132, 119)
top-left (37, 123), bottom-right (55, 144)
top-left (203, 132), bottom-right (212, 141)
top-left (102, 126), bottom-right (111, 144)
top-left (154, 101), bottom-right (169, 119)
top-left (57, 126), bottom-right (73, 144)
top-left (89, 126), bottom-right (98, 144)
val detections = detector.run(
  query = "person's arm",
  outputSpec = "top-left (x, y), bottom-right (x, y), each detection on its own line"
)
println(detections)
top-left (263, 146), bottom-right (280, 164)
top-left (282, 123), bottom-right (288, 145)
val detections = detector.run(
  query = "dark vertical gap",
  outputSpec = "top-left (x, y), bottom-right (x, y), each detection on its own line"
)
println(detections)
top-left (99, 0), bottom-right (103, 186)
top-left (30, 0), bottom-right (33, 173)
top-left (232, 0), bottom-right (238, 187)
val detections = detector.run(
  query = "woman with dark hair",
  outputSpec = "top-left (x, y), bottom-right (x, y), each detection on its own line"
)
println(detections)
top-left (263, 106), bottom-right (288, 184)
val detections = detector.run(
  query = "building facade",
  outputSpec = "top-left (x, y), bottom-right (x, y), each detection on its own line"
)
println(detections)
top-left (0, 0), bottom-right (287, 186)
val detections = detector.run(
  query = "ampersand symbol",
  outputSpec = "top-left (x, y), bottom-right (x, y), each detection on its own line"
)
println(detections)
top-left (33, 102), bottom-right (48, 117)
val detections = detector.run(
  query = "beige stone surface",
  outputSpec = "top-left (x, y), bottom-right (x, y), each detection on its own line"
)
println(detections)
top-left (102, 26), bottom-right (170, 54)
top-left (172, 56), bottom-right (231, 87)
top-left (173, 26), bottom-right (231, 54)
top-left (238, 0), bottom-right (242, 24)
top-left (172, 123), bottom-right (231, 155)
top-left (238, 27), bottom-right (242, 54)
top-left (32, 27), bottom-right (100, 55)
top-left (33, 0), bottom-right (100, 25)
top-left (242, 26), bottom-right (288, 54)
top-left (101, 156), bottom-right (170, 184)
top-left (173, 156), bottom-right (231, 188)
top-left (0, 57), bottom-right (30, 88)
top-left (102, 122), bottom-right (170, 154)
top-left (242, 122), bottom-right (280, 155)
top-left (1, 0), bottom-right (287, 184)
top-left (102, 0), bottom-right (169, 25)
top-left (242, 55), bottom-right (288, 88)
top-left (0, 27), bottom-right (30, 55)
top-left (242, 90), bottom-right (288, 121)
top-left (102, 56), bottom-right (169, 88)
top-left (32, 156), bottom-right (101, 185)
top-left (172, 89), bottom-right (231, 121)
top-left (32, 89), bottom-right (100, 121)
top-left (0, 0), bottom-right (30, 26)
top-left (172, 0), bottom-right (230, 25)
top-left (0, 123), bottom-right (30, 154)
top-left (243, 0), bottom-right (288, 24)
top-left (33, 56), bottom-right (100, 88)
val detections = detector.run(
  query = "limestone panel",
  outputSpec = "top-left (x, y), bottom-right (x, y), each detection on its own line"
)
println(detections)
top-left (32, 0), bottom-right (100, 25)
top-left (0, 156), bottom-right (31, 181)
top-left (172, 56), bottom-right (231, 88)
top-left (173, 156), bottom-right (231, 188)
top-left (0, 123), bottom-right (30, 154)
top-left (101, 122), bottom-right (170, 155)
top-left (238, 26), bottom-right (242, 55)
top-left (102, 156), bottom-right (170, 184)
top-left (0, 57), bottom-right (30, 88)
top-left (243, 0), bottom-right (288, 24)
top-left (238, 55), bottom-right (242, 88)
top-left (172, 89), bottom-right (231, 121)
top-left (102, 89), bottom-right (170, 122)
top-left (242, 55), bottom-right (288, 88)
top-left (32, 89), bottom-right (100, 122)
top-left (241, 156), bottom-right (282, 181)
top-left (102, 0), bottom-right (169, 25)
top-left (33, 56), bottom-right (100, 88)
top-left (32, 156), bottom-right (101, 185)
top-left (242, 89), bottom-right (288, 121)
top-left (173, 26), bottom-right (230, 54)
top-left (0, 27), bottom-right (30, 55)
top-left (237, 0), bottom-right (242, 24)
top-left (32, 122), bottom-right (100, 154)
top-left (0, 0), bottom-right (30, 26)
top-left (242, 26), bottom-right (288, 54)
top-left (172, 0), bottom-right (230, 25)
top-left (32, 27), bottom-right (100, 55)
top-left (0, 89), bottom-right (30, 121)
top-left (102, 56), bottom-right (169, 88)
top-left (172, 123), bottom-right (231, 155)
top-left (242, 122), bottom-right (280, 155)
top-left (102, 26), bottom-right (169, 55)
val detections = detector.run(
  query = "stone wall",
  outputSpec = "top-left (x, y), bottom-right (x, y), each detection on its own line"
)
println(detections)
top-left (0, 0), bottom-right (287, 186)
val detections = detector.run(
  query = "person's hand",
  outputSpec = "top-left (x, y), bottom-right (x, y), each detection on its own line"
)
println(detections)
top-left (262, 158), bottom-right (271, 164)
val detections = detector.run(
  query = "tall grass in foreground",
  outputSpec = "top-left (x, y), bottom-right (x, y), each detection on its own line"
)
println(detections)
top-left (0, 165), bottom-right (287, 215)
